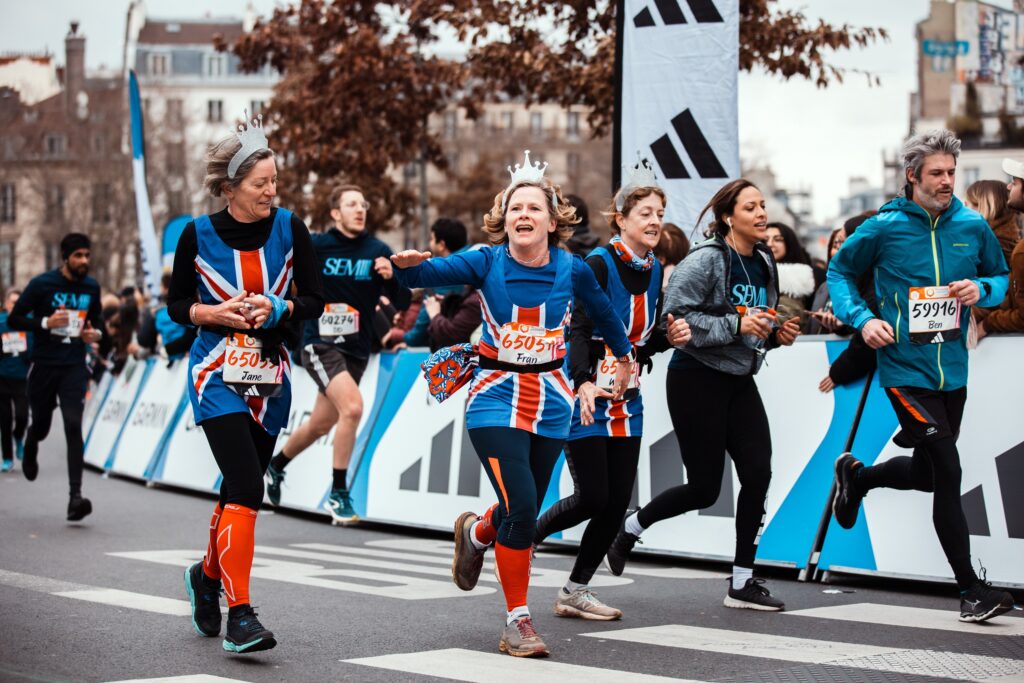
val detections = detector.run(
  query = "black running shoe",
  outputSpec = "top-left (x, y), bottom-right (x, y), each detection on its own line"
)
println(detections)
top-left (66, 495), bottom-right (92, 522)
top-left (264, 463), bottom-right (285, 507)
top-left (184, 561), bottom-right (223, 637)
top-left (22, 439), bottom-right (38, 481)
top-left (724, 577), bottom-right (785, 611)
top-left (960, 578), bottom-right (1015, 623)
top-left (223, 605), bottom-right (276, 654)
top-left (832, 453), bottom-right (864, 530)
top-left (604, 513), bottom-right (642, 577)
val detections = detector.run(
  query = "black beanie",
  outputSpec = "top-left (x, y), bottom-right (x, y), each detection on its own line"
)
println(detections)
top-left (60, 233), bottom-right (91, 259)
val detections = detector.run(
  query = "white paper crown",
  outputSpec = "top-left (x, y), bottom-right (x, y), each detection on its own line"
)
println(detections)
top-left (616, 152), bottom-right (661, 210)
top-left (228, 109), bottom-right (270, 179)
top-left (501, 150), bottom-right (557, 212)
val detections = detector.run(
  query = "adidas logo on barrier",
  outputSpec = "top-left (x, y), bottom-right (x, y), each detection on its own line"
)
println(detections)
top-left (633, 0), bottom-right (723, 27)
top-left (649, 108), bottom-right (728, 179)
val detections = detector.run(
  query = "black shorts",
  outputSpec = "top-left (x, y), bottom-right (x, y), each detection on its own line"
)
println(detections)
top-left (300, 344), bottom-right (367, 394)
top-left (884, 386), bottom-right (966, 448)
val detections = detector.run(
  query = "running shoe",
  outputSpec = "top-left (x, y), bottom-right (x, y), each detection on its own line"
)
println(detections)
top-left (605, 514), bottom-right (642, 576)
top-left (21, 438), bottom-right (38, 481)
top-left (452, 511), bottom-right (486, 591)
top-left (499, 616), bottom-right (549, 657)
top-left (553, 586), bottom-right (622, 620)
top-left (222, 605), bottom-right (276, 654)
top-left (0, 459), bottom-right (12, 473)
top-left (960, 578), bottom-right (1015, 622)
top-left (264, 464), bottom-right (285, 507)
top-left (832, 453), bottom-right (865, 529)
top-left (183, 561), bottom-right (222, 637)
top-left (724, 577), bottom-right (785, 611)
top-left (15, 437), bottom-right (23, 461)
top-left (66, 495), bottom-right (92, 522)
top-left (324, 487), bottom-right (359, 525)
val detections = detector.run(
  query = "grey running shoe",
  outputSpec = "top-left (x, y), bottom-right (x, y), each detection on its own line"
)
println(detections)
top-left (553, 586), bottom-right (622, 620)
top-left (452, 511), bottom-right (485, 591)
top-left (724, 577), bottom-right (785, 611)
top-left (324, 488), bottom-right (359, 525)
top-left (264, 464), bottom-right (285, 506)
top-left (832, 453), bottom-right (865, 530)
top-left (499, 616), bottom-right (549, 657)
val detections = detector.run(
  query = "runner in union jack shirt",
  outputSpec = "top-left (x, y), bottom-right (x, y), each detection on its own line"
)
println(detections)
top-left (392, 151), bottom-right (635, 658)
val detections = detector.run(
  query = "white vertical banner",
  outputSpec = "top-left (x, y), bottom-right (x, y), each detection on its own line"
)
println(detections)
top-left (128, 70), bottom-right (162, 300)
top-left (619, 0), bottom-right (739, 232)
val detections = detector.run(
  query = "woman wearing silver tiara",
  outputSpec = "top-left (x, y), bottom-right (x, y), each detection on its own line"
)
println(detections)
top-left (606, 178), bottom-right (800, 611)
top-left (168, 111), bottom-right (324, 654)
top-left (532, 157), bottom-right (691, 620)
top-left (391, 151), bottom-right (635, 658)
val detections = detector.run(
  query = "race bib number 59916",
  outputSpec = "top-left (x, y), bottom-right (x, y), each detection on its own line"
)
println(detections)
top-left (909, 286), bottom-right (961, 344)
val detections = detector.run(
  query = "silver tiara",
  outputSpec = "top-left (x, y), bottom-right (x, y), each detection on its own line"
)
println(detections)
top-left (500, 150), bottom-right (558, 212)
top-left (616, 152), bottom-right (661, 210)
top-left (227, 109), bottom-right (270, 179)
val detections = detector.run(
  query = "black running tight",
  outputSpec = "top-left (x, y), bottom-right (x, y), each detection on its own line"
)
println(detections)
top-left (201, 412), bottom-right (278, 510)
top-left (0, 379), bottom-right (28, 461)
top-left (26, 363), bottom-right (88, 496)
top-left (636, 365), bottom-right (772, 568)
top-left (535, 435), bottom-right (641, 584)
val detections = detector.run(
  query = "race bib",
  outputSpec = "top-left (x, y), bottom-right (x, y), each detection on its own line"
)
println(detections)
top-left (1, 331), bottom-right (27, 355)
top-left (497, 322), bottom-right (565, 366)
top-left (909, 286), bottom-right (961, 344)
top-left (318, 303), bottom-right (359, 338)
top-left (51, 310), bottom-right (86, 338)
top-left (595, 345), bottom-right (640, 391)
top-left (222, 334), bottom-right (282, 387)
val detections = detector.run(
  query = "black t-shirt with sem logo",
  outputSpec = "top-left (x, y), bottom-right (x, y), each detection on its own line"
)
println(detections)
top-left (8, 269), bottom-right (103, 366)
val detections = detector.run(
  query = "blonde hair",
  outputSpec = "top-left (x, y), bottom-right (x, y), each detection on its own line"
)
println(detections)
top-left (481, 180), bottom-right (578, 246)
top-left (603, 186), bottom-right (667, 233)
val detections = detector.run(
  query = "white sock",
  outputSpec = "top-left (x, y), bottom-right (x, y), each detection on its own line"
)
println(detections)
top-left (468, 521), bottom-right (489, 551)
top-left (624, 512), bottom-right (645, 537)
top-left (732, 566), bottom-right (753, 590)
top-left (506, 605), bottom-right (530, 625)
top-left (562, 580), bottom-right (586, 595)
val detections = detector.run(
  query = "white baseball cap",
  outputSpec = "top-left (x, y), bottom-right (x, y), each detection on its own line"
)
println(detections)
top-left (1002, 158), bottom-right (1024, 179)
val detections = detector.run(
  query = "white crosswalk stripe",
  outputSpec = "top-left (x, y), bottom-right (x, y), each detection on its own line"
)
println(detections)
top-left (0, 568), bottom-right (194, 616)
top-left (787, 603), bottom-right (1024, 636)
top-left (344, 647), bottom-right (695, 682)
top-left (105, 677), bottom-right (251, 683)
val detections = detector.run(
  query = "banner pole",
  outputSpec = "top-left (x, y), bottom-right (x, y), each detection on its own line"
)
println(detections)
top-left (612, 0), bottom-right (625, 192)
top-left (799, 368), bottom-right (875, 583)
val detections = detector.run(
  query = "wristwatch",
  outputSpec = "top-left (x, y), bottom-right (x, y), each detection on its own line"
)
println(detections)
top-left (616, 348), bottom-right (637, 363)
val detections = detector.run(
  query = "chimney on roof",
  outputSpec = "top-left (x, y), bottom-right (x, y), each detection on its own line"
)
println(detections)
top-left (65, 21), bottom-right (85, 117)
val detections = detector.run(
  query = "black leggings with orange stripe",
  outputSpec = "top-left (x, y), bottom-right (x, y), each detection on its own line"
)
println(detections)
top-left (469, 426), bottom-right (564, 549)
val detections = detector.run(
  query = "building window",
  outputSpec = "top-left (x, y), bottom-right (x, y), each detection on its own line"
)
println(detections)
top-left (206, 54), bottom-right (226, 78)
top-left (92, 183), bottom-right (112, 224)
top-left (168, 142), bottom-right (186, 175)
top-left (167, 189), bottom-right (185, 216)
top-left (148, 53), bottom-right (169, 77)
top-left (0, 184), bottom-right (14, 223)
top-left (567, 152), bottom-right (580, 179)
top-left (45, 243), bottom-right (61, 271)
top-left (0, 242), bottom-right (13, 289)
top-left (501, 111), bottom-right (515, 130)
top-left (566, 112), bottom-right (580, 139)
top-left (249, 100), bottom-right (266, 117)
top-left (443, 111), bottom-right (458, 140)
top-left (45, 133), bottom-right (67, 158)
top-left (46, 184), bottom-right (65, 223)
top-left (166, 98), bottom-right (183, 125)
top-left (964, 166), bottom-right (980, 186)
top-left (530, 112), bottom-right (543, 137)
top-left (446, 151), bottom-right (460, 170)
top-left (207, 99), bottom-right (223, 123)
top-left (91, 133), bottom-right (106, 156)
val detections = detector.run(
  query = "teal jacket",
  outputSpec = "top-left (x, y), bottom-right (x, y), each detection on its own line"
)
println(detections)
top-left (828, 195), bottom-right (1009, 391)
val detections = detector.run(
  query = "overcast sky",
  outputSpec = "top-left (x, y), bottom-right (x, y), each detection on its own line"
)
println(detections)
top-left (2, 0), bottom-right (1013, 222)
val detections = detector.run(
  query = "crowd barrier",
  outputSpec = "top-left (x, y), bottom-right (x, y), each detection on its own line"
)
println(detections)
top-left (83, 336), bottom-right (1024, 587)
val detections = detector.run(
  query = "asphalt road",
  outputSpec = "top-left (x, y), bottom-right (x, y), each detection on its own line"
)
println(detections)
top-left (1, 434), bottom-right (1022, 683)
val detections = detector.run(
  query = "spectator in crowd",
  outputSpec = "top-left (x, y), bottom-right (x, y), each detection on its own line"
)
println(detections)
top-left (765, 222), bottom-right (818, 323)
top-left (653, 222), bottom-right (690, 286)
top-left (965, 179), bottom-right (1020, 267)
top-left (149, 273), bottom-right (195, 361)
top-left (805, 227), bottom-right (851, 335)
top-left (973, 160), bottom-right (1024, 337)
top-left (0, 289), bottom-right (30, 472)
top-left (818, 213), bottom-right (878, 392)
top-left (565, 194), bottom-right (601, 257)
top-left (403, 218), bottom-right (471, 347)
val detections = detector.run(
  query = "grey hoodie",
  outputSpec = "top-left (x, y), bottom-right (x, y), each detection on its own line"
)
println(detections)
top-left (662, 234), bottom-right (780, 376)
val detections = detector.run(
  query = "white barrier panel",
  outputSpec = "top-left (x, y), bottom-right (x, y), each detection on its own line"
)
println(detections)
top-left (106, 359), bottom-right (185, 479)
top-left (83, 358), bottom-right (150, 469)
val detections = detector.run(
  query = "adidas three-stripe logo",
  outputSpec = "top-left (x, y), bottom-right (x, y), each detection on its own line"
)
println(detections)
top-left (649, 109), bottom-right (728, 179)
top-left (633, 0), bottom-right (723, 27)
